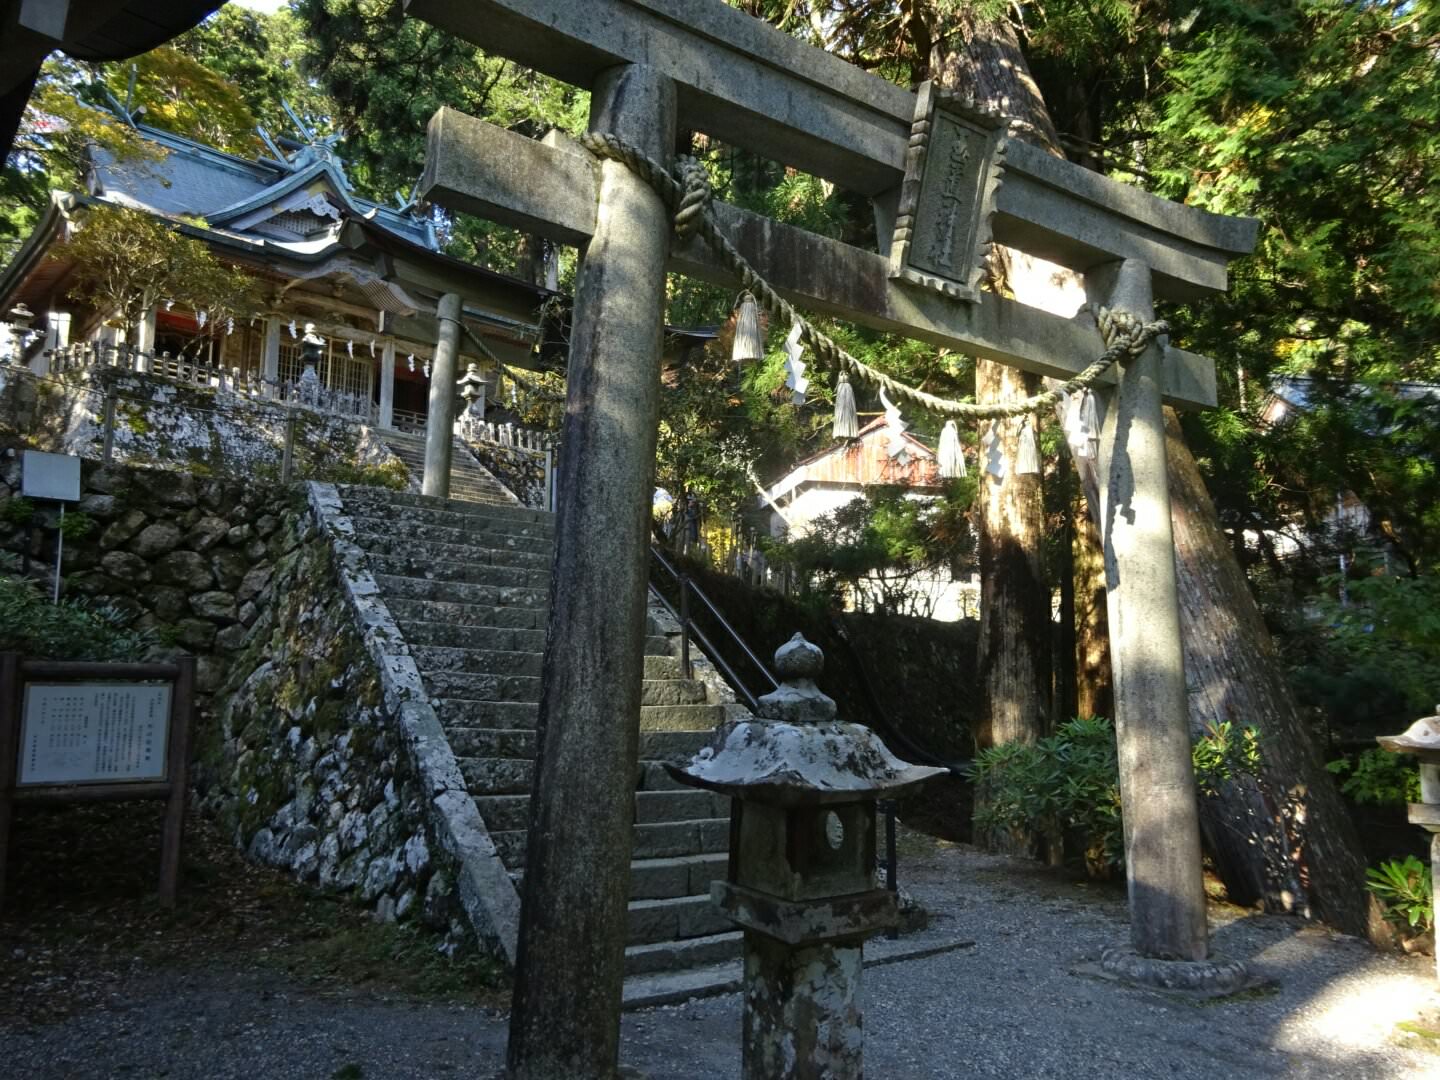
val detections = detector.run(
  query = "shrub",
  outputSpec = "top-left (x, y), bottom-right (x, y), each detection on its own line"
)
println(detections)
top-left (1366, 856), bottom-right (1434, 935)
top-left (0, 557), bottom-right (159, 661)
top-left (970, 716), bottom-right (1263, 876)
top-left (1325, 748), bottom-right (1421, 806)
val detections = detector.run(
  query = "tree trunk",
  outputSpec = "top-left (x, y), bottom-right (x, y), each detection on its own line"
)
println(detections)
top-left (1166, 409), bottom-right (1372, 933)
top-left (1073, 507), bottom-right (1113, 720)
top-left (934, 16), bottom-right (1058, 855)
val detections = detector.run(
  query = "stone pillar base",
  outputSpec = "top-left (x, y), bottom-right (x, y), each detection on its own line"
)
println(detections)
top-left (743, 933), bottom-right (864, 1080)
top-left (1092, 945), bottom-right (1263, 997)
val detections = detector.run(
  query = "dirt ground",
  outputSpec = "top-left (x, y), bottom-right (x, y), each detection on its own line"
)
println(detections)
top-left (2, 802), bottom-right (1438, 1079)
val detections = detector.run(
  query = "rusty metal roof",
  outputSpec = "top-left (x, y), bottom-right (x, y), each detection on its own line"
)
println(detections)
top-left (766, 416), bottom-right (940, 502)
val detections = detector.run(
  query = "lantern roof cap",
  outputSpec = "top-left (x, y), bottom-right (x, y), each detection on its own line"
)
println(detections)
top-left (667, 633), bottom-right (945, 804)
top-left (1377, 710), bottom-right (1440, 763)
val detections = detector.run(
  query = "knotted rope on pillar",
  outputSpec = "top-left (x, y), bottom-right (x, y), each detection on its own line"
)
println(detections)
top-left (580, 131), bottom-right (1168, 422)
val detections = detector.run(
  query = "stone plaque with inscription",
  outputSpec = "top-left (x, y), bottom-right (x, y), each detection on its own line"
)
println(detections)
top-left (889, 82), bottom-right (1007, 303)
top-left (18, 682), bottom-right (171, 785)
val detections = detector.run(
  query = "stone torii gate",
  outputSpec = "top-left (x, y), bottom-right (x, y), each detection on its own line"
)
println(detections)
top-left (405, 1), bottom-right (1258, 1074)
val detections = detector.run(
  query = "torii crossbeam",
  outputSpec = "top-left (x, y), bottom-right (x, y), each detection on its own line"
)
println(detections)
top-left (404, 1), bottom-right (1258, 1075)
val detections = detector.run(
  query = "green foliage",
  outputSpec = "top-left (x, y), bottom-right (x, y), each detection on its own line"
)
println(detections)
top-left (1366, 856), bottom-right (1434, 935)
top-left (57, 512), bottom-right (95, 542)
top-left (1305, 571), bottom-right (1440, 721)
top-left (1, 496), bottom-right (35, 526)
top-left (60, 205), bottom-right (261, 346)
top-left (1325, 749), bottom-right (1422, 807)
top-left (0, 562), bottom-right (158, 661)
top-left (970, 716), bottom-right (1126, 875)
top-left (971, 716), bottom-right (1263, 875)
top-left (762, 483), bottom-right (977, 617)
top-left (316, 458), bottom-right (409, 491)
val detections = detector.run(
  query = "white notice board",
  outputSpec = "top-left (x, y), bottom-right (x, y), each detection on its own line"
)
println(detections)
top-left (21, 450), bottom-right (81, 502)
top-left (18, 682), bottom-right (171, 785)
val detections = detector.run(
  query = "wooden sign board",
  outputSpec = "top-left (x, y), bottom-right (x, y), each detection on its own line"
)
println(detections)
top-left (0, 656), bottom-right (195, 910)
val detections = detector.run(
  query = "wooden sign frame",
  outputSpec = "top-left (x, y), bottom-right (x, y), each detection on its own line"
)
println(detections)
top-left (0, 653), bottom-right (196, 911)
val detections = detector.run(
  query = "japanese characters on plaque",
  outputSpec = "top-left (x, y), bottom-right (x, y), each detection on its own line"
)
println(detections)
top-left (888, 81), bottom-right (1007, 304)
top-left (18, 682), bottom-right (171, 785)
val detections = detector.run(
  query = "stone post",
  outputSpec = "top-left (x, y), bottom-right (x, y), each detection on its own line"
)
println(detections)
top-left (422, 291), bottom-right (462, 498)
top-left (262, 315), bottom-right (282, 384)
top-left (1088, 259), bottom-right (1209, 964)
top-left (506, 63), bottom-right (675, 1080)
top-left (668, 634), bottom-right (945, 1080)
top-left (1376, 710), bottom-right (1440, 982)
top-left (379, 340), bottom-right (396, 429)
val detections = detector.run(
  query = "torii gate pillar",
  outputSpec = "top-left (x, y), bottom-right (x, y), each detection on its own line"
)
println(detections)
top-left (506, 64), bottom-right (676, 1080)
top-left (1090, 259), bottom-right (1208, 963)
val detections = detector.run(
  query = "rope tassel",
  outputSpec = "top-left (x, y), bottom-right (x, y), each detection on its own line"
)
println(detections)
top-left (832, 371), bottom-right (858, 440)
top-left (1016, 416), bottom-right (1040, 475)
top-left (731, 290), bottom-right (763, 366)
top-left (938, 420), bottom-right (965, 478)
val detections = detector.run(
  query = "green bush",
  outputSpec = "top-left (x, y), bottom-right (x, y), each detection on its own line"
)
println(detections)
top-left (1366, 856), bottom-right (1434, 935)
top-left (58, 511), bottom-right (95, 541)
top-left (0, 557), bottom-right (158, 661)
top-left (1, 496), bottom-right (35, 526)
top-left (970, 716), bottom-right (1263, 876)
top-left (1325, 748), bottom-right (1422, 806)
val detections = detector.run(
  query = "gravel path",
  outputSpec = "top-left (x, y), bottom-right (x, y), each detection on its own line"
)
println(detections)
top-left (2, 842), bottom-right (1436, 1079)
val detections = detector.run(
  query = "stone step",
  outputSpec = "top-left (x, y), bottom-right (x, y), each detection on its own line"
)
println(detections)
top-left (639, 704), bottom-right (725, 733)
top-left (426, 671), bottom-right (541, 702)
top-left (359, 516), bottom-right (551, 552)
top-left (349, 514), bottom-right (552, 551)
top-left (628, 853), bottom-right (729, 901)
top-left (433, 701), bottom-right (718, 736)
top-left (459, 756), bottom-right (534, 796)
top-left (386, 598), bottom-right (548, 630)
top-left (400, 622), bottom-right (547, 652)
top-left (639, 679), bottom-right (710, 707)
top-left (401, 621), bottom-right (670, 657)
top-left (372, 574), bottom-right (548, 608)
top-left (490, 817), bottom-right (730, 866)
top-left (366, 556), bottom-right (550, 590)
top-left (474, 790), bottom-right (729, 833)
top-left (430, 674), bottom-right (706, 707)
top-left (340, 491), bottom-right (553, 530)
top-left (353, 526), bottom-right (555, 558)
top-left (412, 646), bottom-right (544, 677)
top-left (410, 647), bottom-right (682, 680)
top-left (450, 728), bottom-right (712, 770)
top-left (435, 699), bottom-right (539, 729)
top-left (624, 932), bottom-right (742, 978)
top-left (627, 894), bottom-right (734, 946)
top-left (350, 534), bottom-right (551, 568)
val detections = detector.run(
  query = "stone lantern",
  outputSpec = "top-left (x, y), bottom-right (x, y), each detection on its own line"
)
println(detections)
top-left (298, 324), bottom-right (324, 405)
top-left (668, 633), bottom-right (946, 1080)
top-left (1376, 708), bottom-right (1440, 980)
top-left (457, 361), bottom-right (489, 417)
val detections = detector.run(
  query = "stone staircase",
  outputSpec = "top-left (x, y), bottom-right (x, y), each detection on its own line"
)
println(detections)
top-left (380, 428), bottom-right (519, 507)
top-left (334, 484), bottom-right (742, 978)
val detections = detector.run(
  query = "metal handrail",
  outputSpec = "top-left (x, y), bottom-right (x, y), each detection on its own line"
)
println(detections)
top-left (649, 545), bottom-right (779, 713)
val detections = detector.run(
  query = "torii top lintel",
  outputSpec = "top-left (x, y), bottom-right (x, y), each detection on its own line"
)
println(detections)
top-left (404, 0), bottom-right (1257, 302)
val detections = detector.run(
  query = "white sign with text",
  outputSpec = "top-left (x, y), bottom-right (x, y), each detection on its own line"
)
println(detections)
top-left (18, 683), bottom-right (171, 785)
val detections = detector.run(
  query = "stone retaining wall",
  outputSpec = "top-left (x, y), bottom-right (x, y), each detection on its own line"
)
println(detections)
top-left (0, 444), bottom-right (305, 706)
top-left (207, 531), bottom-right (470, 943)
